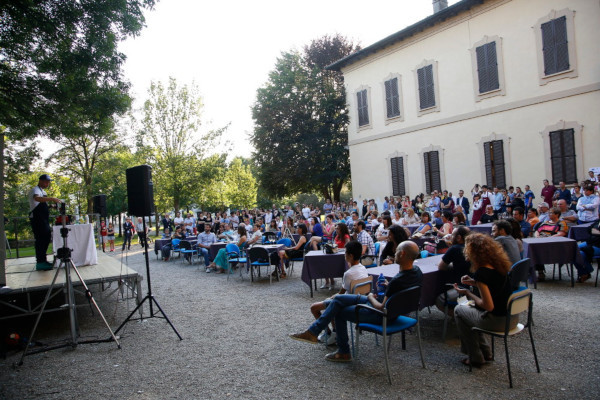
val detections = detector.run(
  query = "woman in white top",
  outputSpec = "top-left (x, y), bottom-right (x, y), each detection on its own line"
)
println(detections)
top-left (392, 210), bottom-right (402, 225)
top-left (401, 208), bottom-right (420, 225)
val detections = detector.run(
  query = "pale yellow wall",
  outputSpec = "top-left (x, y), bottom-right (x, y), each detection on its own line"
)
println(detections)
top-left (343, 0), bottom-right (600, 201)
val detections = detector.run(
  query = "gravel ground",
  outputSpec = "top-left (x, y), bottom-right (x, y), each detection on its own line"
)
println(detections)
top-left (1, 246), bottom-right (599, 399)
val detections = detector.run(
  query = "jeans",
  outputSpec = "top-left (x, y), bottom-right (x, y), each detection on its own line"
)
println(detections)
top-left (575, 242), bottom-right (600, 277)
top-left (161, 243), bottom-right (172, 259)
top-left (199, 247), bottom-right (210, 266)
top-left (308, 294), bottom-right (382, 355)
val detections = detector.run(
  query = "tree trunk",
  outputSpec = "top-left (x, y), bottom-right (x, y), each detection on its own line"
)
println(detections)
top-left (320, 187), bottom-right (331, 202)
top-left (0, 134), bottom-right (6, 286)
top-left (332, 178), bottom-right (344, 203)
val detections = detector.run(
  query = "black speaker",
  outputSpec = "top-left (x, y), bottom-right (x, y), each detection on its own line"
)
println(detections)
top-left (126, 165), bottom-right (154, 216)
top-left (93, 194), bottom-right (107, 217)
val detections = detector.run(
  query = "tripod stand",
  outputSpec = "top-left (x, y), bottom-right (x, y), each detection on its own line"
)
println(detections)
top-left (281, 227), bottom-right (296, 246)
top-left (18, 206), bottom-right (121, 365)
top-left (112, 217), bottom-right (182, 340)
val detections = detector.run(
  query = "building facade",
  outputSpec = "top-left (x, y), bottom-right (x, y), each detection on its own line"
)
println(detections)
top-left (329, 0), bottom-right (600, 203)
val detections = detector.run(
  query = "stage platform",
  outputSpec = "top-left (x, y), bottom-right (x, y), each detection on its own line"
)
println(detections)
top-left (0, 252), bottom-right (142, 320)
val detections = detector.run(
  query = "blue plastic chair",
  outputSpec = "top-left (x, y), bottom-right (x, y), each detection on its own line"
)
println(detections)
top-left (179, 240), bottom-right (197, 264)
top-left (171, 239), bottom-right (181, 260)
top-left (355, 286), bottom-right (425, 384)
top-left (226, 243), bottom-right (247, 281)
top-left (248, 247), bottom-right (276, 284)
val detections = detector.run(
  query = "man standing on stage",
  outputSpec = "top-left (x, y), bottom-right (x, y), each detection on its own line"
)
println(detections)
top-left (29, 174), bottom-right (62, 271)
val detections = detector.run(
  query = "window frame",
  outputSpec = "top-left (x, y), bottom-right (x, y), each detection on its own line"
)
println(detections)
top-left (533, 8), bottom-right (578, 86)
top-left (477, 133), bottom-right (512, 188)
top-left (541, 121), bottom-right (583, 184)
top-left (549, 129), bottom-right (577, 185)
top-left (469, 36), bottom-right (506, 101)
top-left (381, 74), bottom-right (404, 124)
top-left (413, 60), bottom-right (440, 116)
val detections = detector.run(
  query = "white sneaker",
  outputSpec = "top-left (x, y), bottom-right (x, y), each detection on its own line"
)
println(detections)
top-left (319, 284), bottom-right (329, 290)
top-left (326, 331), bottom-right (337, 346)
top-left (205, 268), bottom-right (212, 273)
top-left (317, 331), bottom-right (327, 343)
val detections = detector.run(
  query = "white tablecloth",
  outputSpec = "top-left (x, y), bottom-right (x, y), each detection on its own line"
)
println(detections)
top-left (53, 224), bottom-right (98, 267)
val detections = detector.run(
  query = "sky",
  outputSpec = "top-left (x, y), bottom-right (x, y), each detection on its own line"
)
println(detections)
top-left (118, 0), bottom-right (459, 158)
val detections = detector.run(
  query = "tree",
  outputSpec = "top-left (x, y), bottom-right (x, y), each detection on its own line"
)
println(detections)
top-left (251, 34), bottom-right (360, 202)
top-left (0, 0), bottom-right (156, 284)
top-left (139, 77), bottom-right (226, 212)
top-left (225, 158), bottom-right (257, 210)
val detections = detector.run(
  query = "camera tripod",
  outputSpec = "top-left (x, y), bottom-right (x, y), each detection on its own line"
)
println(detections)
top-left (18, 208), bottom-right (120, 365)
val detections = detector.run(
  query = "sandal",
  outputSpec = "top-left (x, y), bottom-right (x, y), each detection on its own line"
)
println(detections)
top-left (280, 273), bottom-right (287, 279)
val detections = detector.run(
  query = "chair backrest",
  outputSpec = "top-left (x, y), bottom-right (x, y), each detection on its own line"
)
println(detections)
top-left (374, 242), bottom-right (381, 256)
top-left (507, 288), bottom-right (532, 317)
top-left (509, 258), bottom-right (531, 290)
top-left (226, 243), bottom-right (240, 256)
top-left (179, 240), bottom-right (192, 250)
top-left (248, 247), bottom-right (270, 264)
top-left (384, 286), bottom-right (421, 321)
top-left (350, 276), bottom-right (373, 295)
top-left (277, 238), bottom-right (292, 247)
top-left (171, 239), bottom-right (181, 249)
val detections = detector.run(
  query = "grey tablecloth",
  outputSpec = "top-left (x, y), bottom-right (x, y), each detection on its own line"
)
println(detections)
top-left (568, 222), bottom-right (593, 242)
top-left (367, 255), bottom-right (443, 309)
top-left (301, 250), bottom-right (347, 287)
top-left (522, 237), bottom-right (583, 265)
top-left (470, 223), bottom-right (494, 235)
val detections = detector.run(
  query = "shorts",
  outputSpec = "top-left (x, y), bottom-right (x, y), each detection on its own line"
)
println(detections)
top-left (107, 235), bottom-right (115, 241)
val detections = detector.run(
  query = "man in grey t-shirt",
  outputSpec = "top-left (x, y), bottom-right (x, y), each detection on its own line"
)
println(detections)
top-left (492, 220), bottom-right (521, 265)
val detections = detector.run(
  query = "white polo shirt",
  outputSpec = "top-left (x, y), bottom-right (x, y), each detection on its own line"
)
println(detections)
top-left (342, 263), bottom-right (369, 292)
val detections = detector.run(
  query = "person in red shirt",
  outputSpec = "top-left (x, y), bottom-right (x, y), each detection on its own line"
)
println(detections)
top-left (541, 179), bottom-right (556, 206)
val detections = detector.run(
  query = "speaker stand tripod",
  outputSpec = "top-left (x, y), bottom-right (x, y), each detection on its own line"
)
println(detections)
top-left (18, 210), bottom-right (121, 365)
top-left (112, 218), bottom-right (182, 340)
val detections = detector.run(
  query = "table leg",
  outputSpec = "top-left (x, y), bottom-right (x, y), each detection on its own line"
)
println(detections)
top-left (570, 264), bottom-right (574, 287)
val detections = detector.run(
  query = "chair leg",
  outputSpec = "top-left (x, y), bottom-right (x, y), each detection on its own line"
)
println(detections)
top-left (383, 333), bottom-right (392, 385)
top-left (528, 325), bottom-right (541, 373)
top-left (355, 328), bottom-right (360, 359)
top-left (442, 303), bottom-right (449, 341)
top-left (350, 322), bottom-right (355, 358)
top-left (504, 336), bottom-right (513, 388)
top-left (417, 321), bottom-right (426, 369)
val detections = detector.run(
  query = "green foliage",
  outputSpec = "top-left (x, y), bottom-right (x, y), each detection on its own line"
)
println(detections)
top-left (225, 158), bottom-right (257, 210)
top-left (251, 34), bottom-right (360, 202)
top-left (138, 77), bottom-right (227, 212)
top-left (0, 0), bottom-right (156, 139)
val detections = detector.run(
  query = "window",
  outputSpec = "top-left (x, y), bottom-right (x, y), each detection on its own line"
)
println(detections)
top-left (414, 60), bottom-right (440, 115)
top-left (356, 89), bottom-right (369, 127)
top-left (541, 16), bottom-right (569, 76)
top-left (390, 156), bottom-right (405, 196)
top-left (534, 9), bottom-right (577, 85)
top-left (470, 36), bottom-right (506, 101)
top-left (476, 42), bottom-right (499, 93)
top-left (423, 151), bottom-right (441, 194)
top-left (384, 77), bottom-right (400, 119)
top-left (483, 140), bottom-right (506, 188)
top-left (549, 129), bottom-right (577, 184)
top-left (417, 65), bottom-right (435, 110)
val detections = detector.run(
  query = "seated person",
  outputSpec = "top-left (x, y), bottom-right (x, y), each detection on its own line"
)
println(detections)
top-left (353, 220), bottom-right (375, 256)
top-left (492, 220), bottom-right (521, 266)
top-left (453, 211), bottom-right (466, 226)
top-left (432, 210), bottom-right (443, 229)
top-left (309, 216), bottom-right (329, 251)
top-left (162, 228), bottom-right (171, 238)
top-left (273, 224), bottom-right (308, 279)
top-left (375, 215), bottom-right (392, 242)
top-left (218, 223), bottom-right (235, 241)
top-left (435, 226), bottom-right (471, 316)
top-left (289, 241), bottom-right (422, 362)
top-left (526, 208), bottom-right (539, 230)
top-left (506, 217), bottom-right (524, 256)
top-left (433, 211), bottom-right (454, 238)
top-left (512, 207), bottom-right (531, 238)
top-left (160, 226), bottom-right (186, 261)
top-left (557, 199), bottom-right (578, 227)
top-left (309, 241), bottom-right (369, 344)
top-left (210, 225), bottom-right (247, 273)
top-left (379, 225), bottom-right (409, 265)
top-left (537, 202), bottom-right (550, 223)
top-left (334, 223), bottom-right (351, 249)
top-left (533, 207), bottom-right (568, 281)
top-left (412, 212), bottom-right (433, 237)
top-left (574, 220), bottom-right (600, 283)
top-left (401, 208), bottom-right (420, 225)
top-left (197, 223), bottom-right (217, 271)
top-left (247, 223), bottom-right (263, 246)
top-left (478, 205), bottom-right (498, 224)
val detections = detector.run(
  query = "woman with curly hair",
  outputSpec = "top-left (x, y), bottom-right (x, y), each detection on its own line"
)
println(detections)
top-left (453, 233), bottom-right (516, 367)
top-left (379, 225), bottom-right (409, 265)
